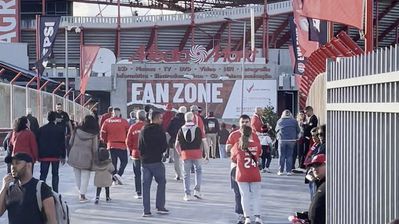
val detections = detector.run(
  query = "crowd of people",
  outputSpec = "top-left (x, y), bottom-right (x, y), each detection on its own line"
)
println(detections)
top-left (0, 102), bottom-right (332, 224)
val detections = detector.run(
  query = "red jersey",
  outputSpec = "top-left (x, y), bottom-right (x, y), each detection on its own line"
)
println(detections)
top-left (100, 117), bottom-right (129, 149)
top-left (10, 130), bottom-right (39, 163)
top-left (99, 112), bottom-right (112, 128)
top-left (231, 140), bottom-right (261, 182)
top-left (226, 129), bottom-right (260, 147)
top-left (126, 121), bottom-right (145, 159)
top-left (251, 114), bottom-right (264, 133)
top-left (162, 111), bottom-right (174, 131)
top-left (193, 114), bottom-right (205, 138)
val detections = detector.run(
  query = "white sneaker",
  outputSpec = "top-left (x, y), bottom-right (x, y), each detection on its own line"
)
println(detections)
top-left (112, 180), bottom-right (119, 186)
top-left (265, 168), bottom-right (271, 173)
top-left (114, 174), bottom-right (124, 185)
top-left (277, 171), bottom-right (283, 176)
top-left (183, 194), bottom-right (191, 201)
top-left (134, 193), bottom-right (142, 199)
top-left (255, 215), bottom-right (263, 224)
top-left (287, 172), bottom-right (293, 176)
top-left (244, 217), bottom-right (251, 224)
top-left (193, 190), bottom-right (202, 199)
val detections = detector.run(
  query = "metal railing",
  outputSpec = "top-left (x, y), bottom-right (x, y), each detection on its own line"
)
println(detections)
top-left (326, 44), bottom-right (399, 224)
top-left (0, 83), bottom-right (91, 129)
top-left (20, 1), bottom-right (292, 29)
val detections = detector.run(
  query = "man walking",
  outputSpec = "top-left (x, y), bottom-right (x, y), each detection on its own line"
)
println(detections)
top-left (37, 111), bottom-right (66, 192)
top-left (204, 111), bottom-right (219, 159)
top-left (226, 115), bottom-right (260, 224)
top-left (301, 106), bottom-right (318, 168)
top-left (126, 110), bottom-right (146, 199)
top-left (167, 106), bottom-right (186, 180)
top-left (175, 112), bottom-right (209, 201)
top-left (139, 111), bottom-right (169, 217)
top-left (100, 106), bottom-right (113, 128)
top-left (100, 107), bottom-right (130, 185)
top-left (275, 110), bottom-right (301, 176)
top-left (0, 153), bottom-right (57, 223)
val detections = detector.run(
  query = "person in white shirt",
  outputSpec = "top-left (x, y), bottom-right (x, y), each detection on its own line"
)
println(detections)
top-left (258, 125), bottom-right (273, 173)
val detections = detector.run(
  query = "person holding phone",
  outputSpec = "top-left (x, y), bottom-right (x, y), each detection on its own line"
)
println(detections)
top-left (0, 153), bottom-right (56, 224)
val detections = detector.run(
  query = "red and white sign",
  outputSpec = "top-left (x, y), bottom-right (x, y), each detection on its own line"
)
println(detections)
top-left (127, 80), bottom-right (276, 119)
top-left (80, 45), bottom-right (100, 94)
top-left (0, 0), bottom-right (20, 43)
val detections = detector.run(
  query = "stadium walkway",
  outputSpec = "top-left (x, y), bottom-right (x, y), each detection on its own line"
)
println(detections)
top-left (0, 158), bottom-right (310, 224)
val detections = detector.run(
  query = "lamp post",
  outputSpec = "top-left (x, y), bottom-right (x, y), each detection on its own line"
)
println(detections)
top-left (65, 26), bottom-right (81, 111)
top-left (224, 17), bottom-right (246, 115)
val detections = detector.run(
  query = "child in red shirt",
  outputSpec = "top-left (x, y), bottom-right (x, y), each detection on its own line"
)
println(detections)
top-left (231, 126), bottom-right (263, 224)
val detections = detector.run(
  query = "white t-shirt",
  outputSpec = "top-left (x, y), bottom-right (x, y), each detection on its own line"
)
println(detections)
top-left (258, 133), bottom-right (273, 146)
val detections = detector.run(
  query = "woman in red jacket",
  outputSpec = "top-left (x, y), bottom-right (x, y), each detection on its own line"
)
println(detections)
top-left (9, 116), bottom-right (39, 164)
top-left (231, 125), bottom-right (263, 224)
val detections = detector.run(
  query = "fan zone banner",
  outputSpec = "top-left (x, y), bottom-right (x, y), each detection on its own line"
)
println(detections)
top-left (0, 0), bottom-right (20, 43)
top-left (126, 80), bottom-right (277, 119)
top-left (36, 16), bottom-right (61, 77)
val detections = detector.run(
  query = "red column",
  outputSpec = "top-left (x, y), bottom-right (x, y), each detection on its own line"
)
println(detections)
top-left (42, 0), bottom-right (46, 15)
top-left (263, 0), bottom-right (269, 63)
top-left (191, 0), bottom-right (195, 46)
top-left (365, 0), bottom-right (374, 53)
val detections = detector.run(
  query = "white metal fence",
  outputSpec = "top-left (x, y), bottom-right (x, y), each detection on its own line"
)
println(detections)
top-left (326, 44), bottom-right (399, 224)
top-left (0, 83), bottom-right (90, 128)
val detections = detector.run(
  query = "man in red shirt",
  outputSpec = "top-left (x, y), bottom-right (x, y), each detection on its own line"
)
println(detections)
top-left (226, 114), bottom-right (260, 224)
top-left (251, 107), bottom-right (264, 135)
top-left (175, 112), bottom-right (209, 201)
top-left (126, 110), bottom-right (146, 199)
top-left (99, 106), bottom-right (113, 128)
top-left (100, 107), bottom-right (129, 185)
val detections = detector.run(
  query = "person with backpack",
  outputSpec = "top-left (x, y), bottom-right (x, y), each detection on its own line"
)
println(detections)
top-left (0, 153), bottom-right (57, 224)
top-left (175, 112), bottom-right (209, 201)
top-left (231, 125), bottom-right (263, 224)
top-left (37, 111), bottom-right (66, 193)
top-left (68, 115), bottom-right (100, 202)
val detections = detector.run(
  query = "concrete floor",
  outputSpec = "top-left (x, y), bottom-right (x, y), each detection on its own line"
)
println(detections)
top-left (0, 158), bottom-right (310, 224)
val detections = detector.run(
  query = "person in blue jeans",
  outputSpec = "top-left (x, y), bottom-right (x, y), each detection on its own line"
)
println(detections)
top-left (138, 111), bottom-right (169, 217)
top-left (275, 109), bottom-right (301, 176)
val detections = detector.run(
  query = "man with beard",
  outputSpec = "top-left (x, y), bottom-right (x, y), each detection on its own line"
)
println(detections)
top-left (0, 153), bottom-right (56, 224)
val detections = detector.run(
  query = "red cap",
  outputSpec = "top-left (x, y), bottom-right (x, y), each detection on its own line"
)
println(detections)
top-left (308, 154), bottom-right (326, 167)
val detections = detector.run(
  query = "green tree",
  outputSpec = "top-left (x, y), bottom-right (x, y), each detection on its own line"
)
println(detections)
top-left (262, 106), bottom-right (278, 139)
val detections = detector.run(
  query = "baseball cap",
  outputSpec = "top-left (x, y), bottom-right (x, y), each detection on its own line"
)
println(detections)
top-left (5, 153), bottom-right (33, 164)
top-left (307, 154), bottom-right (326, 167)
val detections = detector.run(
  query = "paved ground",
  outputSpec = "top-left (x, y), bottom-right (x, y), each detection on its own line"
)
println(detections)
top-left (0, 158), bottom-right (310, 224)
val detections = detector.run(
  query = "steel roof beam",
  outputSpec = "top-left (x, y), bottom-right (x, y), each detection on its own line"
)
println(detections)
top-left (206, 22), bottom-right (228, 51)
top-left (378, 17), bottom-right (399, 43)
top-left (271, 17), bottom-right (290, 46)
top-left (179, 25), bottom-right (194, 51)
top-left (146, 26), bottom-right (158, 51)
top-left (275, 31), bottom-right (290, 48)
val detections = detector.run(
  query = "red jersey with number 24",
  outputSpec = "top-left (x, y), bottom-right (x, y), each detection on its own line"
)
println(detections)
top-left (231, 140), bottom-right (261, 182)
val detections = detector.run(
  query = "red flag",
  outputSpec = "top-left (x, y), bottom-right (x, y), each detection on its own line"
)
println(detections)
top-left (292, 0), bottom-right (319, 57)
top-left (301, 0), bottom-right (364, 30)
top-left (80, 45), bottom-right (100, 94)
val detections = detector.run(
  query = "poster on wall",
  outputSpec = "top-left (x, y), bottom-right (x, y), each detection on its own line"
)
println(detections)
top-left (0, 0), bottom-right (20, 43)
top-left (126, 80), bottom-right (277, 119)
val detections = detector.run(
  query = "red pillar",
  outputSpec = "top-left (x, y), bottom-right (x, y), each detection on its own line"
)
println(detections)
top-left (42, 0), bottom-right (46, 15)
top-left (263, 0), bottom-right (269, 63)
top-left (365, 0), bottom-right (374, 53)
top-left (191, 0), bottom-right (195, 46)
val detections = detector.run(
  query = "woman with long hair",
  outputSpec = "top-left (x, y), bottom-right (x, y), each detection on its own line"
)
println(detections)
top-left (231, 125), bottom-right (263, 224)
top-left (9, 116), bottom-right (39, 164)
top-left (68, 115), bottom-right (99, 202)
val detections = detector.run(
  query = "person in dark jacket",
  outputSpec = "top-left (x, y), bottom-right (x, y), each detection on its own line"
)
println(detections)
top-left (2, 131), bottom-right (12, 173)
top-left (37, 111), bottom-right (66, 192)
top-left (307, 154), bottom-right (326, 224)
top-left (204, 111), bottom-right (220, 159)
top-left (139, 111), bottom-right (169, 217)
top-left (302, 106), bottom-right (318, 168)
top-left (218, 122), bottom-right (230, 158)
top-left (166, 106), bottom-right (186, 180)
top-left (26, 108), bottom-right (40, 138)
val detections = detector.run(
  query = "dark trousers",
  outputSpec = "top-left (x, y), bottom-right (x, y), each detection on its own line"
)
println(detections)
top-left (110, 149), bottom-right (128, 177)
top-left (260, 145), bottom-right (272, 169)
top-left (300, 138), bottom-right (311, 169)
top-left (40, 161), bottom-right (60, 192)
top-left (230, 167), bottom-right (243, 215)
top-left (132, 159), bottom-right (142, 195)
top-left (142, 162), bottom-right (166, 214)
top-left (292, 142), bottom-right (298, 169)
top-left (96, 187), bottom-right (110, 198)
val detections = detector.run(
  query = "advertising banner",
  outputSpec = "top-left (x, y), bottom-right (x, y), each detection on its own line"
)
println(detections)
top-left (0, 0), bottom-right (20, 43)
top-left (127, 79), bottom-right (276, 119)
top-left (80, 45), bottom-right (100, 94)
top-left (36, 16), bottom-right (61, 77)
